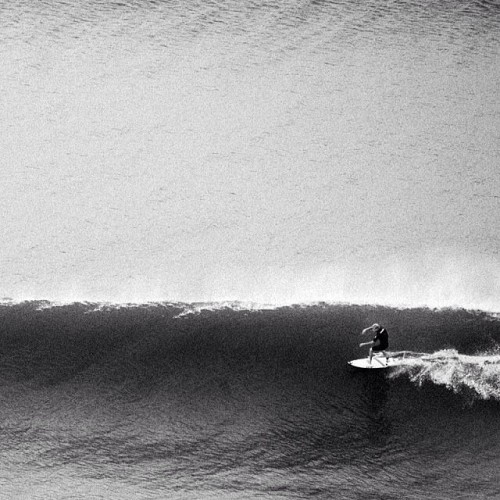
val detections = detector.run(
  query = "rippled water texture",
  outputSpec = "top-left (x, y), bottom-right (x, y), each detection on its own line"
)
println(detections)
top-left (1, 0), bottom-right (500, 307)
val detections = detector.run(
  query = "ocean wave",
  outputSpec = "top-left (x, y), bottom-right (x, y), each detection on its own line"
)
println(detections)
top-left (0, 301), bottom-right (499, 403)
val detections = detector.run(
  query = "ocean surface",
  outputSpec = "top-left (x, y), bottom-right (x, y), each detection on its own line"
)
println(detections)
top-left (2, 0), bottom-right (500, 498)
top-left (1, 0), bottom-right (499, 308)
top-left (0, 301), bottom-right (499, 499)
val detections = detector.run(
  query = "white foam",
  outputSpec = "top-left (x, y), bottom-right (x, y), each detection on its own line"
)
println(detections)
top-left (389, 349), bottom-right (500, 401)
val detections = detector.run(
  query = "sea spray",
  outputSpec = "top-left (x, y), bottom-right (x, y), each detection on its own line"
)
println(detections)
top-left (388, 349), bottom-right (500, 400)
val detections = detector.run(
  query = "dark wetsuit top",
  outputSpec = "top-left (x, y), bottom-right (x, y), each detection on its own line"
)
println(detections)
top-left (372, 328), bottom-right (389, 351)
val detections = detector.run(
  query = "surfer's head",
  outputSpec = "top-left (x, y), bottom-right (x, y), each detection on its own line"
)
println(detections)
top-left (373, 323), bottom-right (381, 332)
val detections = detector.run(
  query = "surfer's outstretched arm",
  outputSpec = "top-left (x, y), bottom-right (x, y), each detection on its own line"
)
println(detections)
top-left (360, 339), bottom-right (382, 349)
top-left (359, 340), bottom-right (374, 348)
top-left (361, 324), bottom-right (379, 335)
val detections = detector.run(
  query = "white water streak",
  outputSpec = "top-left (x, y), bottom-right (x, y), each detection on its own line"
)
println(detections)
top-left (389, 349), bottom-right (500, 401)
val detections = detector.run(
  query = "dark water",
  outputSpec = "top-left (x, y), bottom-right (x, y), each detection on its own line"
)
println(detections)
top-left (0, 301), bottom-right (499, 499)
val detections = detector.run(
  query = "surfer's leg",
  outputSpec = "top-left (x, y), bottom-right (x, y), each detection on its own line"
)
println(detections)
top-left (368, 347), bottom-right (373, 364)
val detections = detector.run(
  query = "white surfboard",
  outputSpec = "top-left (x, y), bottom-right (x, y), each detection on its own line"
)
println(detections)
top-left (348, 356), bottom-right (400, 369)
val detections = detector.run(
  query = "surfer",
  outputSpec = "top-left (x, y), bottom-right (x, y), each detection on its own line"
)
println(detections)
top-left (360, 323), bottom-right (389, 365)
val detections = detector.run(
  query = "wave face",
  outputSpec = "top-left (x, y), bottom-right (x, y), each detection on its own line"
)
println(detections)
top-left (1, 301), bottom-right (499, 499)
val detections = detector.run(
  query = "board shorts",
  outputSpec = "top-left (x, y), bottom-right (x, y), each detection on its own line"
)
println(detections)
top-left (372, 344), bottom-right (388, 352)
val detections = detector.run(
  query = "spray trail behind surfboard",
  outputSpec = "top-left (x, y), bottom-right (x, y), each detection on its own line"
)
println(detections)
top-left (387, 349), bottom-right (500, 401)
